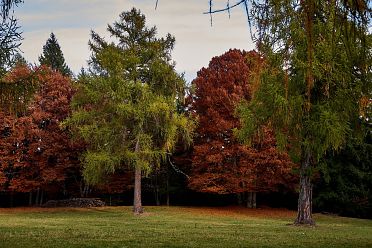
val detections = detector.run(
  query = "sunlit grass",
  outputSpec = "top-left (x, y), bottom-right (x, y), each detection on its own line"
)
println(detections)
top-left (0, 206), bottom-right (371, 247)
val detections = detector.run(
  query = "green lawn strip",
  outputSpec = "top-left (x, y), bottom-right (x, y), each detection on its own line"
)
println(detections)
top-left (0, 207), bottom-right (371, 248)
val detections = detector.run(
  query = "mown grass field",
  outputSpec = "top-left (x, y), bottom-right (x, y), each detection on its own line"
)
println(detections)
top-left (0, 206), bottom-right (371, 248)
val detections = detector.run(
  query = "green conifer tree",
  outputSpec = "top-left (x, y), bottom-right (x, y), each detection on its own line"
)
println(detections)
top-left (39, 32), bottom-right (72, 76)
top-left (65, 8), bottom-right (194, 214)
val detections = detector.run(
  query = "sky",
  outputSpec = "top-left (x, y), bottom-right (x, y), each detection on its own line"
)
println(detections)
top-left (17, 0), bottom-right (254, 82)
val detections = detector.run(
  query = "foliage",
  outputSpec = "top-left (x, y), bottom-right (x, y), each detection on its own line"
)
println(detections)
top-left (315, 126), bottom-right (372, 219)
top-left (189, 49), bottom-right (296, 196)
top-left (39, 32), bottom-right (72, 76)
top-left (0, 66), bottom-right (82, 198)
top-left (221, 0), bottom-right (372, 224)
top-left (65, 8), bottom-right (195, 212)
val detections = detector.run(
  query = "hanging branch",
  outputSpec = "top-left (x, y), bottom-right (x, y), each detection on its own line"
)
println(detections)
top-left (227, 0), bottom-right (231, 18)
top-left (209, 0), bottom-right (213, 26)
top-left (203, 0), bottom-right (247, 14)
top-left (204, 0), bottom-right (253, 40)
top-left (168, 155), bottom-right (190, 179)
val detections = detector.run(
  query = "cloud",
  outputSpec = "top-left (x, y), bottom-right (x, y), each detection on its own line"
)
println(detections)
top-left (17, 0), bottom-right (254, 82)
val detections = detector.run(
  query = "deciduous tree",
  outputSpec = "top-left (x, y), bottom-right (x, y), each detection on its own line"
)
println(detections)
top-left (0, 66), bottom-right (82, 204)
top-left (189, 49), bottom-right (296, 207)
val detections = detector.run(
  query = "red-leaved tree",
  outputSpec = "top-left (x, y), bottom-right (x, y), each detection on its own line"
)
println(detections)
top-left (189, 49), bottom-right (296, 207)
top-left (0, 65), bottom-right (83, 205)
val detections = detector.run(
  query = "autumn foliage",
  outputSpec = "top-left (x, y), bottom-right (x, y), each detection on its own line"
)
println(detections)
top-left (0, 66), bottom-right (83, 202)
top-left (188, 49), bottom-right (296, 195)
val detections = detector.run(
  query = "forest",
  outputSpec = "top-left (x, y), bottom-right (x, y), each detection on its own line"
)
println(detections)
top-left (0, 0), bottom-right (371, 228)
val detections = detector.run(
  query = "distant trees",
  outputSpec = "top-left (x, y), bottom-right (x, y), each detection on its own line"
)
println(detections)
top-left (66, 8), bottom-right (194, 214)
top-left (189, 49), bottom-right (296, 207)
top-left (39, 33), bottom-right (72, 76)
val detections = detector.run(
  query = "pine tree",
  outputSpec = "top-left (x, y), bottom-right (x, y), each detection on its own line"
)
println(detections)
top-left (65, 8), bottom-right (194, 214)
top-left (39, 32), bottom-right (72, 76)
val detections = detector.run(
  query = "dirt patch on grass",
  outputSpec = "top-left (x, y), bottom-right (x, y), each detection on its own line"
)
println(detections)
top-left (0, 206), bottom-right (296, 219)
top-left (0, 206), bottom-right (113, 214)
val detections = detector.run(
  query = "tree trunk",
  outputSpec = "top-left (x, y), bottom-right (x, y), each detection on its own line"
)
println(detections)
top-left (154, 173), bottom-right (160, 206)
top-left (237, 193), bottom-right (243, 206)
top-left (133, 138), bottom-right (144, 214)
top-left (133, 165), bottom-right (143, 214)
top-left (39, 190), bottom-right (44, 206)
top-left (35, 188), bottom-right (40, 206)
top-left (9, 191), bottom-right (14, 208)
top-left (28, 192), bottom-right (33, 206)
top-left (246, 192), bottom-right (257, 208)
top-left (295, 152), bottom-right (315, 225)
top-left (247, 192), bottom-right (253, 208)
top-left (166, 167), bottom-right (170, 206)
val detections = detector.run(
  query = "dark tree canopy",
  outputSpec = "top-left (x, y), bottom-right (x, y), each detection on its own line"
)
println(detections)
top-left (39, 32), bottom-right (72, 76)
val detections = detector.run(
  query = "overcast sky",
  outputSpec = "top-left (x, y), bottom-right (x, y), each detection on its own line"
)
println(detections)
top-left (17, 0), bottom-right (254, 82)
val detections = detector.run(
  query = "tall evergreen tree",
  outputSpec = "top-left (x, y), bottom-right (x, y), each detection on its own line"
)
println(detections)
top-left (206, 1), bottom-right (371, 224)
top-left (39, 32), bottom-right (72, 76)
top-left (65, 8), bottom-right (194, 214)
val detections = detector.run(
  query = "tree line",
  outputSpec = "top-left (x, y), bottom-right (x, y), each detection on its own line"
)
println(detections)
top-left (0, 1), bottom-right (371, 224)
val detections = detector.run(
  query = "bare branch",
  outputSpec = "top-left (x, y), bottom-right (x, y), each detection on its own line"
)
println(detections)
top-left (203, 0), bottom-right (247, 15)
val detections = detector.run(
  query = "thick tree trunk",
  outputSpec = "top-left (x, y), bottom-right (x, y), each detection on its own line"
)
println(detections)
top-left (133, 165), bottom-right (143, 214)
top-left (295, 152), bottom-right (315, 225)
top-left (133, 138), bottom-right (143, 214)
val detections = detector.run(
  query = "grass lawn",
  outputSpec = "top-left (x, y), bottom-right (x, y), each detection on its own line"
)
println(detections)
top-left (0, 206), bottom-right (371, 248)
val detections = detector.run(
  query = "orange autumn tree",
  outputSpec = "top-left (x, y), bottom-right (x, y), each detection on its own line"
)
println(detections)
top-left (189, 49), bottom-right (296, 207)
top-left (0, 65), bottom-right (83, 204)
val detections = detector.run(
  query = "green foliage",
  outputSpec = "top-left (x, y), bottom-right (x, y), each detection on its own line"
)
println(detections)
top-left (314, 117), bottom-right (372, 218)
top-left (39, 32), bottom-right (72, 76)
top-left (237, 0), bottom-right (371, 164)
top-left (65, 8), bottom-right (194, 185)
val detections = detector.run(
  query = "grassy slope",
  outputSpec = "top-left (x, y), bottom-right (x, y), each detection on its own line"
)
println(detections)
top-left (0, 206), bottom-right (371, 248)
